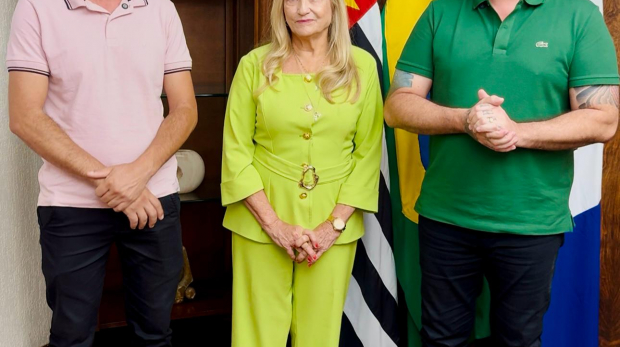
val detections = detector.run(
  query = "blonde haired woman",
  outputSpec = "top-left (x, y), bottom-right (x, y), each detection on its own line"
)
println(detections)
top-left (220, 0), bottom-right (383, 345)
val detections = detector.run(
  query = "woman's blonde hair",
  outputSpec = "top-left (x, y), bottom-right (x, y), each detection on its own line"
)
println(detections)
top-left (257, 0), bottom-right (360, 103)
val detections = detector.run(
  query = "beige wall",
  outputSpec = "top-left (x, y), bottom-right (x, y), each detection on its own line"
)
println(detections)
top-left (0, 0), bottom-right (51, 346)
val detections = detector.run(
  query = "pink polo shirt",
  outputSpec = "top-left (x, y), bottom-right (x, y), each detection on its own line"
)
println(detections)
top-left (6, 0), bottom-right (192, 208)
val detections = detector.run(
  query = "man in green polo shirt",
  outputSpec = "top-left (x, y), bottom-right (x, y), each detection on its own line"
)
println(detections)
top-left (384, 0), bottom-right (619, 345)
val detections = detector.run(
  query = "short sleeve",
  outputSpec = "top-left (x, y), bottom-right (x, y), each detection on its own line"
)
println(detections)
top-left (5, 0), bottom-right (50, 77)
top-left (395, 2), bottom-right (434, 79)
top-left (164, 2), bottom-right (192, 75)
top-left (568, 6), bottom-right (619, 88)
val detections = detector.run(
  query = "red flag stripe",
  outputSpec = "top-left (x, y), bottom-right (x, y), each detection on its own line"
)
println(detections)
top-left (347, 0), bottom-right (377, 28)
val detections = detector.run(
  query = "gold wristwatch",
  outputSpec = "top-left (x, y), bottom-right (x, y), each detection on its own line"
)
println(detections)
top-left (327, 214), bottom-right (346, 232)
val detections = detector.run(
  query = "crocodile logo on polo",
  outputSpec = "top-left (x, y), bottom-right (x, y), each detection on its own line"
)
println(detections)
top-left (535, 41), bottom-right (549, 48)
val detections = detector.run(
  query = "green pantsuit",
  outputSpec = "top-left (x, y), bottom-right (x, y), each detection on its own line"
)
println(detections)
top-left (221, 44), bottom-right (383, 346)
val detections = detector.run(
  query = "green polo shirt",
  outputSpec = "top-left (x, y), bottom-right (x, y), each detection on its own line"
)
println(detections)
top-left (396, 0), bottom-right (619, 235)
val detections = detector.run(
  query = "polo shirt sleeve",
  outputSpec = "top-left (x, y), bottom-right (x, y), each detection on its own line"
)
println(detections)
top-left (220, 54), bottom-right (263, 206)
top-left (568, 6), bottom-right (619, 88)
top-left (395, 2), bottom-right (434, 79)
top-left (5, 0), bottom-right (50, 77)
top-left (164, 2), bottom-right (192, 75)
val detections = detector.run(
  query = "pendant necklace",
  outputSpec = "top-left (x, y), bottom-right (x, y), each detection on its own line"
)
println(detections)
top-left (292, 51), bottom-right (325, 122)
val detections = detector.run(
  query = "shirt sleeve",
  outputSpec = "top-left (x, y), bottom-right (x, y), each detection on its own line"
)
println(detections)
top-left (5, 0), bottom-right (50, 77)
top-left (164, 1), bottom-right (192, 75)
top-left (395, 2), bottom-right (434, 79)
top-left (336, 61), bottom-right (384, 213)
top-left (568, 6), bottom-right (619, 88)
top-left (220, 55), bottom-right (264, 206)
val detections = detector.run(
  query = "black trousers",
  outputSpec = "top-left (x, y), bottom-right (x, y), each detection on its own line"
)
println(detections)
top-left (418, 216), bottom-right (564, 347)
top-left (37, 194), bottom-right (183, 347)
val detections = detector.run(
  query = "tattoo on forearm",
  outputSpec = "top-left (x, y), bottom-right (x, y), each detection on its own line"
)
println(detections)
top-left (387, 69), bottom-right (414, 97)
top-left (575, 85), bottom-right (619, 109)
top-left (463, 109), bottom-right (475, 137)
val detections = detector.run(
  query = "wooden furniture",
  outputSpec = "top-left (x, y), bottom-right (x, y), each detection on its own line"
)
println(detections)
top-left (600, 3), bottom-right (620, 346)
top-left (97, 0), bottom-right (256, 329)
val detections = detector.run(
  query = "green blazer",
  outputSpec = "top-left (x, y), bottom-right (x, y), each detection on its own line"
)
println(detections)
top-left (220, 44), bottom-right (383, 244)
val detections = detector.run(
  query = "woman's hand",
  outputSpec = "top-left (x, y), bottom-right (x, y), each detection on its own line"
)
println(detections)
top-left (243, 192), bottom-right (317, 263)
top-left (302, 221), bottom-right (341, 267)
top-left (264, 219), bottom-right (317, 262)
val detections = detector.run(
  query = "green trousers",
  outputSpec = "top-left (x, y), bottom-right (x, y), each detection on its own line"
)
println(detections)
top-left (231, 233), bottom-right (357, 347)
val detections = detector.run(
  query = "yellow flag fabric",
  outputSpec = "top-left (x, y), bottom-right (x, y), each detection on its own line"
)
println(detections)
top-left (383, 0), bottom-right (431, 223)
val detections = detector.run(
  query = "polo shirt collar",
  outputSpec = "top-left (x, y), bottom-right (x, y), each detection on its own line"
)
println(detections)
top-left (524, 0), bottom-right (544, 6)
top-left (472, 0), bottom-right (487, 9)
top-left (65, 0), bottom-right (148, 10)
top-left (472, 0), bottom-right (544, 10)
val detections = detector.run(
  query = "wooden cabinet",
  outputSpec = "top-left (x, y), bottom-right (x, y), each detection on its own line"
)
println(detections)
top-left (97, 0), bottom-right (256, 329)
top-left (601, 3), bottom-right (620, 346)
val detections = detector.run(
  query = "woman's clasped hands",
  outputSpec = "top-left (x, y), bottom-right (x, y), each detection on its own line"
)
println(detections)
top-left (264, 219), bottom-right (341, 267)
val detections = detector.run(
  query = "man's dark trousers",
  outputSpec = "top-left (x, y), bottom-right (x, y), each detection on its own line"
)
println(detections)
top-left (418, 215), bottom-right (564, 347)
top-left (38, 193), bottom-right (183, 347)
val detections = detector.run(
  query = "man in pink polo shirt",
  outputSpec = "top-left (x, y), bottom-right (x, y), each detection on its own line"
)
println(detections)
top-left (7, 0), bottom-right (197, 345)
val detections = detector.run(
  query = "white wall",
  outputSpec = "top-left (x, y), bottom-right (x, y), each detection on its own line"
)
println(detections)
top-left (0, 0), bottom-right (51, 346)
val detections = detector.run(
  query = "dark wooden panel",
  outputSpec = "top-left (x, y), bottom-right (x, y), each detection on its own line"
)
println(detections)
top-left (175, 0), bottom-right (227, 94)
top-left (255, 0), bottom-right (272, 45)
top-left (600, 2), bottom-right (620, 346)
top-left (101, 244), bottom-right (123, 292)
top-left (235, 0), bottom-right (256, 61)
top-left (179, 201), bottom-right (231, 280)
top-left (235, 0), bottom-right (256, 54)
